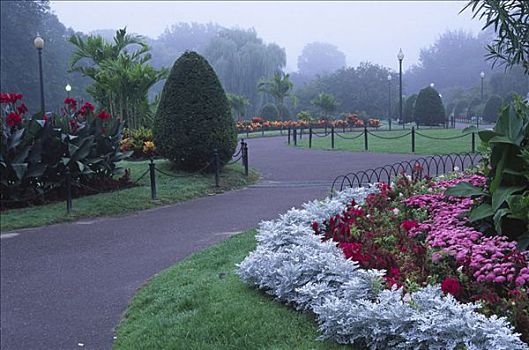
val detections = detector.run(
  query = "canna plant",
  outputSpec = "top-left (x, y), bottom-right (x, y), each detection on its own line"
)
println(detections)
top-left (1, 93), bottom-right (131, 206)
top-left (445, 96), bottom-right (529, 248)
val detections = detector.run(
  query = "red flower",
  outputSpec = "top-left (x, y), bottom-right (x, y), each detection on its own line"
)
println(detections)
top-left (64, 97), bottom-right (77, 107)
top-left (401, 220), bottom-right (419, 232)
top-left (6, 112), bottom-right (22, 126)
top-left (0, 93), bottom-right (22, 104)
top-left (311, 221), bottom-right (319, 233)
top-left (441, 277), bottom-right (462, 297)
top-left (17, 103), bottom-right (28, 114)
top-left (97, 110), bottom-right (111, 120)
top-left (79, 101), bottom-right (95, 115)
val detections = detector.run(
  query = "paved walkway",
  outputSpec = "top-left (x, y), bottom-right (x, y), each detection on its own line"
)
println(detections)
top-left (1, 137), bottom-right (417, 350)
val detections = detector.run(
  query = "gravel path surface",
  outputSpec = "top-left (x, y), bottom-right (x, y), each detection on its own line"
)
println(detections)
top-left (1, 136), bottom-right (418, 350)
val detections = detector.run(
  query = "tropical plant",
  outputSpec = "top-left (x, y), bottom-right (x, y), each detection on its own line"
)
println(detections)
top-left (462, 0), bottom-right (529, 73)
top-left (227, 93), bottom-right (250, 121)
top-left (413, 86), bottom-right (446, 126)
top-left (153, 51), bottom-right (236, 172)
top-left (297, 110), bottom-right (313, 122)
top-left (311, 92), bottom-right (339, 119)
top-left (446, 96), bottom-right (529, 248)
top-left (259, 103), bottom-right (279, 121)
top-left (69, 28), bottom-right (167, 129)
top-left (257, 72), bottom-right (295, 122)
top-left (0, 93), bottom-right (130, 206)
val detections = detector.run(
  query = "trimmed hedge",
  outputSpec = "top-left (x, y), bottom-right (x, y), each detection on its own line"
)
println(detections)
top-left (483, 95), bottom-right (503, 122)
top-left (413, 86), bottom-right (446, 126)
top-left (153, 51), bottom-right (236, 172)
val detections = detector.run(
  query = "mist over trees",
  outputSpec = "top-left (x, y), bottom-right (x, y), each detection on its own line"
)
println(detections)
top-left (0, 0), bottom-right (90, 112)
top-left (204, 28), bottom-right (286, 116)
top-left (297, 42), bottom-right (346, 77)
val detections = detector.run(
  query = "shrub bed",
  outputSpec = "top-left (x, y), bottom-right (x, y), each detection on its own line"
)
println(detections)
top-left (238, 173), bottom-right (529, 349)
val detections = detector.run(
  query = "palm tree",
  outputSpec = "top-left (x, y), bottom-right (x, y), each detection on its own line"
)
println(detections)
top-left (69, 28), bottom-right (166, 129)
top-left (227, 93), bottom-right (250, 121)
top-left (311, 92), bottom-right (339, 119)
top-left (257, 72), bottom-right (294, 121)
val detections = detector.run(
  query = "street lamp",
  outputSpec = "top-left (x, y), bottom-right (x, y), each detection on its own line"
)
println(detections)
top-left (397, 48), bottom-right (404, 129)
top-left (479, 71), bottom-right (485, 129)
top-left (65, 83), bottom-right (72, 98)
top-left (387, 74), bottom-right (392, 131)
top-left (430, 83), bottom-right (435, 88)
top-left (34, 33), bottom-right (45, 117)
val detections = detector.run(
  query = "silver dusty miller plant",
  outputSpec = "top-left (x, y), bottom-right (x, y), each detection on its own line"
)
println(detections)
top-left (237, 186), bottom-right (528, 350)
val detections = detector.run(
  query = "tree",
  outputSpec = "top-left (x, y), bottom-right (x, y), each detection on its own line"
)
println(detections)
top-left (153, 51), bottom-right (236, 171)
top-left (259, 103), bottom-right (279, 120)
top-left (403, 94), bottom-right (417, 123)
top-left (0, 0), bottom-right (90, 111)
top-left (257, 72), bottom-right (294, 121)
top-left (482, 95), bottom-right (503, 122)
top-left (454, 100), bottom-right (469, 118)
top-left (204, 28), bottom-right (286, 116)
top-left (297, 42), bottom-right (346, 77)
top-left (69, 28), bottom-right (167, 129)
top-left (227, 93), bottom-right (250, 121)
top-left (462, 0), bottom-right (529, 74)
top-left (311, 92), bottom-right (339, 119)
top-left (413, 86), bottom-right (446, 126)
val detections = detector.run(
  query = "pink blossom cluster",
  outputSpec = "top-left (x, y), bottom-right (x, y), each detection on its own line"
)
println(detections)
top-left (404, 176), bottom-right (529, 288)
top-left (433, 174), bottom-right (487, 190)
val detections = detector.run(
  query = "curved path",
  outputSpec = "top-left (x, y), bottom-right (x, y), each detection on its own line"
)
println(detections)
top-left (1, 137), bottom-right (417, 350)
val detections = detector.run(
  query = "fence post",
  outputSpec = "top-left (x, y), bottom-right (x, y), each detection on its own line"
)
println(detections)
top-left (364, 126), bottom-right (368, 151)
top-left (243, 141), bottom-right (249, 176)
top-left (149, 158), bottom-right (157, 200)
top-left (65, 167), bottom-right (72, 213)
top-left (309, 126), bottom-right (313, 148)
top-left (287, 127), bottom-right (291, 145)
top-left (471, 132), bottom-right (476, 153)
top-left (214, 149), bottom-right (220, 187)
top-left (331, 126), bottom-right (335, 149)
top-left (411, 126), bottom-right (416, 153)
top-left (293, 128), bottom-right (297, 146)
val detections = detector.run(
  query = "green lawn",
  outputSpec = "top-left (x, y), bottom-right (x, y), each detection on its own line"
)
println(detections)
top-left (295, 128), bottom-right (475, 154)
top-left (113, 229), bottom-right (350, 350)
top-left (1, 160), bottom-right (259, 232)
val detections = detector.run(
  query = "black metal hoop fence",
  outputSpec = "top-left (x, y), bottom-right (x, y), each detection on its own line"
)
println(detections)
top-left (287, 126), bottom-right (478, 153)
top-left (330, 152), bottom-right (481, 195)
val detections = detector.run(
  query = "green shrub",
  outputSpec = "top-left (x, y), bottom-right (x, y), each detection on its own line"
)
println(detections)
top-left (413, 86), bottom-right (446, 126)
top-left (403, 94), bottom-right (417, 123)
top-left (483, 95), bottom-right (503, 122)
top-left (153, 51), bottom-right (236, 172)
top-left (454, 100), bottom-right (468, 118)
top-left (260, 103), bottom-right (279, 121)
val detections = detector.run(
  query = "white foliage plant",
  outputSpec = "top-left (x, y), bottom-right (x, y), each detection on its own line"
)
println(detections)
top-left (237, 186), bottom-right (528, 350)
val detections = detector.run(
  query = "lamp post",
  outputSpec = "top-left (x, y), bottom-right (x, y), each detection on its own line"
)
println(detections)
top-left (398, 48), bottom-right (404, 129)
top-left (65, 83), bottom-right (72, 98)
top-left (34, 33), bottom-right (45, 117)
top-left (430, 83), bottom-right (435, 88)
top-left (479, 71), bottom-right (484, 129)
top-left (387, 74), bottom-right (392, 131)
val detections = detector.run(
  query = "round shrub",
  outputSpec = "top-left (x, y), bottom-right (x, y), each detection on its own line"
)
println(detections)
top-left (413, 86), bottom-right (446, 126)
top-left (260, 103), bottom-right (279, 120)
top-left (153, 51), bottom-right (236, 172)
top-left (483, 95), bottom-right (503, 122)
top-left (403, 94), bottom-right (417, 123)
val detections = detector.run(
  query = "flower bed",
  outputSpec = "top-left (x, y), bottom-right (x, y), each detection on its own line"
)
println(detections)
top-left (236, 116), bottom-right (381, 133)
top-left (238, 173), bottom-right (529, 349)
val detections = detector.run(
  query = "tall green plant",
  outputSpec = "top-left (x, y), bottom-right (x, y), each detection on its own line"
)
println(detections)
top-left (446, 96), bottom-right (529, 248)
top-left (311, 92), bottom-right (339, 119)
top-left (258, 72), bottom-right (294, 122)
top-left (69, 28), bottom-right (167, 129)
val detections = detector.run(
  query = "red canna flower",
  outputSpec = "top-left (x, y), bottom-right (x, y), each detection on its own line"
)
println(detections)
top-left (17, 103), bottom-right (28, 114)
top-left (6, 112), bottom-right (22, 126)
top-left (79, 101), bottom-right (95, 115)
top-left (64, 97), bottom-right (77, 107)
top-left (97, 110), bottom-right (111, 120)
top-left (441, 277), bottom-right (462, 297)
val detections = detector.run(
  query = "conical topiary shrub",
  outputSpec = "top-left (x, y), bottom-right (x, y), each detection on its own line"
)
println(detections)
top-left (413, 86), bottom-right (446, 126)
top-left (153, 51), bottom-right (237, 171)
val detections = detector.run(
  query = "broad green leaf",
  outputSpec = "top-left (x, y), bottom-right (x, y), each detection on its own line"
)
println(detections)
top-left (517, 232), bottom-right (529, 250)
top-left (477, 129), bottom-right (499, 143)
top-left (463, 125), bottom-right (478, 133)
top-left (469, 203), bottom-right (494, 222)
top-left (506, 195), bottom-right (529, 220)
top-left (445, 182), bottom-right (485, 197)
top-left (492, 186), bottom-right (526, 211)
top-left (489, 135), bottom-right (518, 145)
top-left (493, 208), bottom-right (510, 234)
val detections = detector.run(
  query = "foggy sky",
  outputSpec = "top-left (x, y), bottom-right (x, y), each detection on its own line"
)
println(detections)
top-left (50, 1), bottom-right (485, 72)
